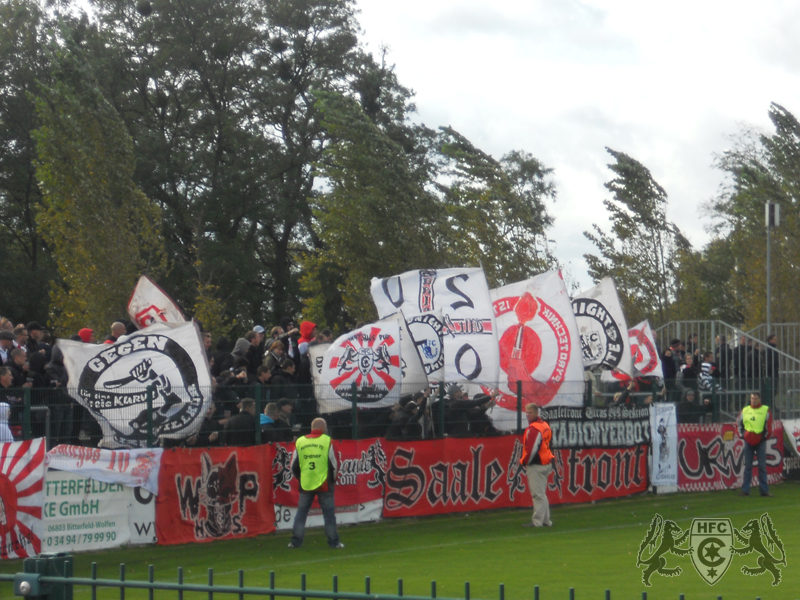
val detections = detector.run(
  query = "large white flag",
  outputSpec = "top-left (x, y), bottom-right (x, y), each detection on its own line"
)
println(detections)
top-left (602, 320), bottom-right (664, 383)
top-left (490, 271), bottom-right (584, 428)
top-left (127, 275), bottom-right (186, 329)
top-left (60, 322), bottom-right (212, 449)
top-left (371, 268), bottom-right (499, 386)
top-left (318, 320), bottom-right (403, 413)
top-left (406, 310), bottom-right (445, 383)
top-left (571, 277), bottom-right (633, 375)
top-left (378, 312), bottom-right (428, 396)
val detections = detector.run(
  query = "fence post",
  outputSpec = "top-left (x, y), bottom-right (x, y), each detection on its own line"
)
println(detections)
top-left (585, 376), bottom-right (593, 408)
top-left (516, 380), bottom-right (522, 434)
top-left (438, 381), bottom-right (445, 437)
top-left (20, 552), bottom-right (73, 600)
top-left (255, 384), bottom-right (262, 445)
top-left (23, 386), bottom-right (31, 441)
top-left (146, 386), bottom-right (155, 448)
top-left (351, 382), bottom-right (358, 440)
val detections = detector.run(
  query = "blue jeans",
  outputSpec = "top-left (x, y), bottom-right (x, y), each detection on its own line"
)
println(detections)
top-left (290, 489), bottom-right (339, 547)
top-left (741, 438), bottom-right (768, 495)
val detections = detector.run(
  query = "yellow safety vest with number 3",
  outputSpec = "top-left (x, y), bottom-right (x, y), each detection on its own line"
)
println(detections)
top-left (296, 434), bottom-right (332, 491)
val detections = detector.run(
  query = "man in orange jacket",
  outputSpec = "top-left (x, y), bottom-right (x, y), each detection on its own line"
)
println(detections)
top-left (521, 403), bottom-right (554, 527)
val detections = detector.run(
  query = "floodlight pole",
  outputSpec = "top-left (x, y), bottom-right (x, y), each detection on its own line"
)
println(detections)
top-left (765, 203), bottom-right (780, 336)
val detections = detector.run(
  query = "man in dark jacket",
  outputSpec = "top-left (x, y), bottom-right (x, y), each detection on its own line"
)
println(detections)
top-left (223, 398), bottom-right (257, 446)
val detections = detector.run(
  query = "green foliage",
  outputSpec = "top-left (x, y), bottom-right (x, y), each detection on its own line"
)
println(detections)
top-left (584, 148), bottom-right (689, 326)
top-left (710, 103), bottom-right (800, 327)
top-left (32, 40), bottom-right (165, 336)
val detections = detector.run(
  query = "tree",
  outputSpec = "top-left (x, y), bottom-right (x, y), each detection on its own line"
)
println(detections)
top-left (33, 40), bottom-right (165, 335)
top-left (584, 148), bottom-right (689, 326)
top-left (710, 103), bottom-right (800, 327)
top-left (0, 0), bottom-right (60, 322)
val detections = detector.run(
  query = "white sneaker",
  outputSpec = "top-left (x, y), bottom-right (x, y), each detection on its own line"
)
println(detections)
top-left (330, 542), bottom-right (345, 549)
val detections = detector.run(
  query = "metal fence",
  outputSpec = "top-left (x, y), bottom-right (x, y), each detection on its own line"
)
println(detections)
top-left (0, 554), bottom-right (771, 600)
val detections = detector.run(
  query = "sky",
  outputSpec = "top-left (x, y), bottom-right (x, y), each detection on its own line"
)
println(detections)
top-left (354, 0), bottom-right (800, 290)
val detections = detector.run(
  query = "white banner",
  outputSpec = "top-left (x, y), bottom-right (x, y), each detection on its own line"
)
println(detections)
top-left (127, 275), bottom-right (187, 329)
top-left (489, 271), bottom-right (585, 429)
top-left (0, 439), bottom-right (45, 560)
top-left (318, 321), bottom-right (403, 412)
top-left (650, 403), bottom-right (678, 486)
top-left (47, 445), bottom-right (162, 494)
top-left (274, 500), bottom-right (383, 531)
top-left (602, 320), bottom-right (665, 383)
top-left (308, 342), bottom-right (332, 386)
top-left (42, 470), bottom-right (156, 553)
top-left (371, 268), bottom-right (499, 386)
top-left (61, 322), bottom-right (212, 449)
top-left (571, 277), bottom-right (633, 375)
top-left (378, 312), bottom-right (428, 396)
top-left (406, 310), bottom-right (445, 383)
top-left (783, 418), bottom-right (800, 459)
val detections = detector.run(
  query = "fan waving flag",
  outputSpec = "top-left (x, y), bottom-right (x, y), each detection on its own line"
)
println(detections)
top-left (0, 439), bottom-right (45, 559)
top-left (318, 320), bottom-right (403, 413)
top-left (490, 271), bottom-right (584, 428)
top-left (128, 275), bottom-right (186, 329)
top-left (571, 277), bottom-right (633, 375)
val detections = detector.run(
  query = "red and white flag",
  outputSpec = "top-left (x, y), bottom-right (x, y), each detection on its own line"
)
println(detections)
top-left (128, 275), bottom-right (186, 329)
top-left (602, 320), bottom-right (664, 383)
top-left (0, 439), bottom-right (45, 559)
top-left (490, 271), bottom-right (585, 428)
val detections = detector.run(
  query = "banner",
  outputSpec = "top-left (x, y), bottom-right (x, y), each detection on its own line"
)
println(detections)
top-left (677, 423), bottom-right (784, 492)
top-left (61, 322), bottom-right (212, 449)
top-left (406, 310), bottom-right (445, 383)
top-left (47, 445), bottom-right (162, 494)
top-left (156, 445), bottom-right (275, 545)
top-left (381, 436), bottom-right (647, 518)
top-left (539, 404), bottom-right (651, 449)
top-left (127, 275), bottom-right (187, 329)
top-left (0, 439), bottom-right (45, 559)
top-left (272, 439), bottom-right (386, 530)
top-left (318, 320), bottom-right (403, 413)
top-left (602, 320), bottom-right (664, 383)
top-left (379, 313), bottom-right (428, 396)
top-left (571, 278), bottom-right (633, 375)
top-left (650, 403), bottom-right (678, 486)
top-left (782, 418), bottom-right (800, 458)
top-left (371, 268), bottom-right (499, 387)
top-left (489, 271), bottom-right (584, 426)
top-left (308, 342), bottom-right (331, 386)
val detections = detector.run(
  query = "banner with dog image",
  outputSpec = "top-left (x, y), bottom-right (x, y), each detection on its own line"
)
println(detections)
top-left (61, 322), bottom-right (212, 449)
top-left (489, 271), bottom-right (585, 428)
top-left (677, 423), bottom-right (784, 492)
top-left (271, 439), bottom-right (386, 530)
top-left (571, 277), bottom-right (633, 375)
top-left (317, 320), bottom-right (403, 413)
top-left (156, 445), bottom-right (274, 545)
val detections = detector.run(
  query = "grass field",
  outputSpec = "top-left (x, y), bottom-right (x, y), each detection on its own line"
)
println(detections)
top-left (2, 483), bottom-right (799, 600)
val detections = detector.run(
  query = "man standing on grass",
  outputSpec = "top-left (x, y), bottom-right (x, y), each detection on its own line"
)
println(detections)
top-left (288, 418), bottom-right (344, 549)
top-left (737, 392), bottom-right (773, 497)
top-left (521, 404), bottom-right (554, 527)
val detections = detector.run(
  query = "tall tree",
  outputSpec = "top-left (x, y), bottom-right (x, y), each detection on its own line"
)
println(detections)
top-left (711, 104), bottom-right (800, 327)
top-left (584, 148), bottom-right (689, 326)
top-left (33, 40), bottom-right (165, 335)
top-left (0, 0), bottom-right (59, 322)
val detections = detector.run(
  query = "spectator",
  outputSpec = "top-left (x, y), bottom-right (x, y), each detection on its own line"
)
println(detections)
top-left (715, 335), bottom-right (732, 379)
top-left (202, 332), bottom-right (213, 358)
top-left (0, 401), bottom-right (13, 442)
top-left (0, 366), bottom-right (23, 436)
top-left (185, 402), bottom-right (222, 447)
top-left (104, 322), bottom-right (126, 345)
top-left (7, 348), bottom-right (28, 387)
top-left (260, 402), bottom-right (292, 442)
top-left (26, 321), bottom-right (44, 355)
top-left (732, 336), bottom-right (749, 382)
top-left (685, 333), bottom-right (700, 360)
top-left (297, 321), bottom-right (317, 356)
top-left (45, 346), bottom-right (74, 445)
top-left (746, 342), bottom-right (763, 382)
top-left (12, 325), bottom-right (28, 350)
top-left (262, 340), bottom-right (286, 373)
top-left (764, 334), bottom-right (779, 380)
top-left (244, 331), bottom-right (261, 375)
top-left (677, 388), bottom-right (712, 424)
top-left (78, 328), bottom-right (96, 343)
top-left (223, 398), bottom-right (257, 447)
top-left (386, 393), bottom-right (428, 440)
top-left (676, 354), bottom-right (699, 393)
top-left (211, 336), bottom-right (231, 377)
top-left (0, 330), bottom-right (15, 365)
top-left (271, 358), bottom-right (298, 399)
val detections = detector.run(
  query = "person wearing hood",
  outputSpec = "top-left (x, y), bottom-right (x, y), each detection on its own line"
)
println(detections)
top-left (45, 346), bottom-right (75, 445)
top-left (217, 338), bottom-right (249, 373)
top-left (297, 321), bottom-right (317, 356)
top-left (78, 328), bottom-right (96, 343)
top-left (0, 402), bottom-right (14, 442)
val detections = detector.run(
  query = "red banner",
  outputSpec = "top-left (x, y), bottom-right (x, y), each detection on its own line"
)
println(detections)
top-left (272, 438), bottom-right (386, 528)
top-left (677, 423), bottom-right (785, 492)
top-left (381, 437), bottom-right (648, 518)
top-left (156, 446), bottom-right (274, 545)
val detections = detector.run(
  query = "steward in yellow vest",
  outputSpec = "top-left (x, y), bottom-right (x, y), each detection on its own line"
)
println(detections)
top-left (736, 392), bottom-right (773, 497)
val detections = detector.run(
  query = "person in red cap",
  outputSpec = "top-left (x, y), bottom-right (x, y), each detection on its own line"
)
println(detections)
top-left (78, 328), bottom-right (96, 343)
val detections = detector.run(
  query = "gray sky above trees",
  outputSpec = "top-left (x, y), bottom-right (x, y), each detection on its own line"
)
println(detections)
top-left (356, 0), bottom-right (800, 289)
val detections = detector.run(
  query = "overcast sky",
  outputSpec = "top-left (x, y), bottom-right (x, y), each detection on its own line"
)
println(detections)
top-left (354, 0), bottom-right (800, 290)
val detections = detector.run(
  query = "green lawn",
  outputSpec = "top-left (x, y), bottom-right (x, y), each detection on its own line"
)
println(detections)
top-left (3, 483), bottom-right (799, 600)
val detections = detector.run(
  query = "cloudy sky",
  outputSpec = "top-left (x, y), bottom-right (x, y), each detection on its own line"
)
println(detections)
top-left (354, 0), bottom-right (800, 290)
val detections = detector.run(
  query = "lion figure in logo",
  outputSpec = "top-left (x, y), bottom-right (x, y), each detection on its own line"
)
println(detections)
top-left (731, 513), bottom-right (786, 586)
top-left (637, 514), bottom-right (691, 586)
